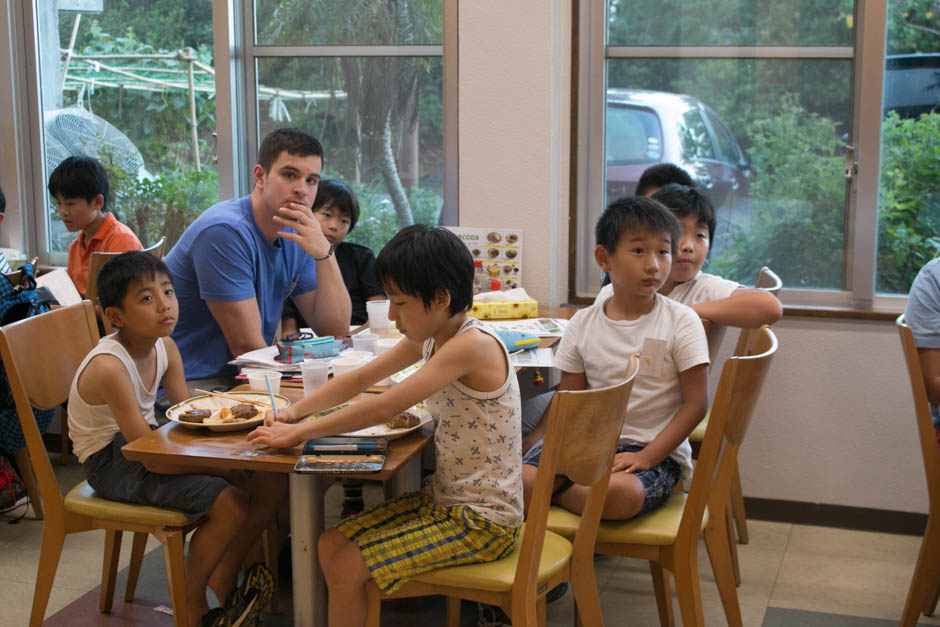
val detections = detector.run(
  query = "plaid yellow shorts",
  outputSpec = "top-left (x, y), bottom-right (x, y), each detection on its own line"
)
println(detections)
top-left (335, 491), bottom-right (520, 594)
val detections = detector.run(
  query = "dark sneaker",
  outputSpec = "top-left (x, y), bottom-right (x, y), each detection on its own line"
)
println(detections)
top-left (477, 602), bottom-right (511, 627)
top-left (546, 581), bottom-right (570, 605)
top-left (238, 562), bottom-right (273, 625)
top-left (204, 588), bottom-right (260, 627)
top-left (340, 498), bottom-right (364, 520)
top-left (0, 461), bottom-right (28, 514)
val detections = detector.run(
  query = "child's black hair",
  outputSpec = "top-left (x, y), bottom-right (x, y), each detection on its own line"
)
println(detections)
top-left (47, 155), bottom-right (111, 212)
top-left (313, 179), bottom-right (360, 233)
top-left (595, 196), bottom-right (680, 256)
top-left (375, 224), bottom-right (473, 315)
top-left (98, 251), bottom-right (172, 312)
top-left (635, 163), bottom-right (695, 197)
top-left (0, 185), bottom-right (5, 214)
top-left (652, 183), bottom-right (717, 242)
top-left (257, 127), bottom-right (324, 173)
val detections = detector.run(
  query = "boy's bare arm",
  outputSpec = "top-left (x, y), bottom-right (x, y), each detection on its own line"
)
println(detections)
top-left (522, 370), bottom-right (588, 453)
top-left (613, 363), bottom-right (708, 473)
top-left (161, 337), bottom-right (191, 406)
top-left (918, 348), bottom-right (940, 405)
top-left (205, 298), bottom-right (268, 358)
top-left (691, 287), bottom-right (782, 328)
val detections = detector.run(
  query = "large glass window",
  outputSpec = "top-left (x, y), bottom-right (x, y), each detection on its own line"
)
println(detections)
top-left (36, 1), bottom-right (218, 259)
top-left (248, 0), bottom-right (450, 255)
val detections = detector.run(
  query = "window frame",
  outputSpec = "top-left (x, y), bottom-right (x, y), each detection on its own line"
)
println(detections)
top-left (572, 0), bottom-right (901, 312)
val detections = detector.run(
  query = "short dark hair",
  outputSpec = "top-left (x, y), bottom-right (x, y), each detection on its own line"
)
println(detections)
top-left (314, 179), bottom-right (360, 233)
top-left (652, 183), bottom-right (717, 242)
top-left (0, 185), bottom-right (5, 214)
top-left (635, 163), bottom-right (695, 197)
top-left (595, 196), bottom-right (680, 256)
top-left (375, 224), bottom-right (473, 315)
top-left (47, 155), bottom-right (111, 212)
top-left (98, 251), bottom-right (172, 312)
top-left (257, 127), bottom-right (324, 173)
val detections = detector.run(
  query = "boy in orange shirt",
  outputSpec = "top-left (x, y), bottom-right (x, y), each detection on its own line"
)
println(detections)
top-left (48, 155), bottom-right (142, 295)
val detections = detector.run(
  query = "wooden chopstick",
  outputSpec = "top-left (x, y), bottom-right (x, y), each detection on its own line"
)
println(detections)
top-left (193, 388), bottom-right (271, 408)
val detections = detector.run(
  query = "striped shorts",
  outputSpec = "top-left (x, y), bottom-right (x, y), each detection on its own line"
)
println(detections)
top-left (335, 491), bottom-right (520, 594)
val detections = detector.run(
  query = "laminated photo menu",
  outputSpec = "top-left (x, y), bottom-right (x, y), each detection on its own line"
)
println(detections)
top-left (446, 227), bottom-right (523, 291)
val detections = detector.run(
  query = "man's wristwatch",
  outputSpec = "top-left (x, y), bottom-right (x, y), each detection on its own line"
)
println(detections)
top-left (313, 244), bottom-right (335, 261)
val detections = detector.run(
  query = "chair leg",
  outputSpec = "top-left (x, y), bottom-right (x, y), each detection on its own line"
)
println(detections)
top-left (648, 561), bottom-right (674, 627)
top-left (902, 517), bottom-right (940, 627)
top-left (163, 529), bottom-right (189, 627)
top-left (571, 555), bottom-right (604, 627)
top-left (537, 593), bottom-right (547, 627)
top-left (13, 448), bottom-right (43, 520)
top-left (726, 503), bottom-right (741, 586)
top-left (29, 524), bottom-right (65, 627)
top-left (730, 466), bottom-right (748, 544)
top-left (100, 529), bottom-right (123, 612)
top-left (59, 405), bottom-right (71, 465)
top-left (672, 548), bottom-right (705, 627)
top-left (925, 573), bottom-right (940, 617)
top-left (125, 532), bottom-right (149, 602)
top-left (704, 508), bottom-right (743, 627)
top-left (365, 582), bottom-right (382, 627)
top-left (445, 596), bottom-right (461, 627)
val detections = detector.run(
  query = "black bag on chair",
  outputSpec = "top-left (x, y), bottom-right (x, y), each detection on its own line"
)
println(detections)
top-left (0, 264), bottom-right (58, 455)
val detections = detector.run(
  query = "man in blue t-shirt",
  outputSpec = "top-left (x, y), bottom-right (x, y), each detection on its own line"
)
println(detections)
top-left (165, 128), bottom-right (351, 382)
top-left (905, 257), bottom-right (940, 437)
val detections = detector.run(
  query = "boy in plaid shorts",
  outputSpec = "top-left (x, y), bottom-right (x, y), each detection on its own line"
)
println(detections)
top-left (248, 225), bottom-right (523, 626)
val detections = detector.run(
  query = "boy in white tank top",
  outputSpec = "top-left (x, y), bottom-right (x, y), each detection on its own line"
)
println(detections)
top-left (248, 225), bottom-right (523, 626)
top-left (68, 252), bottom-right (284, 627)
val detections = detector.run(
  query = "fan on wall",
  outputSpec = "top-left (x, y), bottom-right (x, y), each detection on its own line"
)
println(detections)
top-left (43, 106), bottom-right (150, 179)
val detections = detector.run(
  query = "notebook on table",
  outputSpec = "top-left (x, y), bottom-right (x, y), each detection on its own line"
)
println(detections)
top-left (293, 436), bottom-right (388, 474)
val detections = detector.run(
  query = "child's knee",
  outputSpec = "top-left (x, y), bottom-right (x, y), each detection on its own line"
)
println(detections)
top-left (603, 473), bottom-right (646, 519)
top-left (318, 529), bottom-right (349, 570)
top-left (211, 485), bottom-right (249, 526)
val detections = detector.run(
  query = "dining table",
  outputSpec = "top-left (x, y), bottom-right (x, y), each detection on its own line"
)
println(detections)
top-left (122, 386), bottom-right (432, 627)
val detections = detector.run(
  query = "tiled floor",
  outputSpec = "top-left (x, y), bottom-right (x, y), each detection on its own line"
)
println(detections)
top-left (2, 458), bottom-right (938, 626)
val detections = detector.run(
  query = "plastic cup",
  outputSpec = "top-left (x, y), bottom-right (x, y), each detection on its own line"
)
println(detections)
top-left (300, 360), bottom-right (329, 396)
top-left (340, 350), bottom-right (374, 361)
top-left (374, 338), bottom-right (401, 355)
top-left (352, 332), bottom-right (379, 354)
top-left (366, 300), bottom-right (393, 329)
top-left (247, 371), bottom-right (282, 394)
top-left (331, 357), bottom-right (367, 378)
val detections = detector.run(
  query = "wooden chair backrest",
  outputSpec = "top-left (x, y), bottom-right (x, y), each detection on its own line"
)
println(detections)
top-left (733, 266), bottom-right (782, 357)
top-left (87, 237), bottom-right (166, 334)
top-left (681, 326), bottom-right (777, 542)
top-left (896, 316), bottom-right (940, 510)
top-left (515, 355), bottom-right (640, 589)
top-left (0, 301), bottom-right (100, 520)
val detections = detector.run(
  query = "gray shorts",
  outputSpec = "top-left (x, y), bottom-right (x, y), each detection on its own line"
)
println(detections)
top-left (522, 441), bottom-right (681, 517)
top-left (83, 430), bottom-right (230, 522)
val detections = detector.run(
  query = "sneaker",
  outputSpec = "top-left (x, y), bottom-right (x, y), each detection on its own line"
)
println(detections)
top-left (546, 581), bottom-right (570, 605)
top-left (238, 562), bottom-right (273, 626)
top-left (202, 588), bottom-right (259, 627)
top-left (340, 498), bottom-right (364, 520)
top-left (0, 460), bottom-right (28, 514)
top-left (477, 602), bottom-right (511, 627)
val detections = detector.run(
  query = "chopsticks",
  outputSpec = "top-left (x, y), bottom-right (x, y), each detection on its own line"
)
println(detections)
top-left (193, 388), bottom-right (271, 408)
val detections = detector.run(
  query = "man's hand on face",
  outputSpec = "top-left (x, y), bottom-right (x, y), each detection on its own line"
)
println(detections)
top-left (273, 199), bottom-right (333, 260)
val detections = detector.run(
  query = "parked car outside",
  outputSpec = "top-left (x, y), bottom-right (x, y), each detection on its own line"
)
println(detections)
top-left (883, 53), bottom-right (940, 119)
top-left (605, 88), bottom-right (751, 208)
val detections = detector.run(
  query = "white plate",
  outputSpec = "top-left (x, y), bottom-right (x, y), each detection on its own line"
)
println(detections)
top-left (306, 402), bottom-right (433, 439)
top-left (166, 392), bottom-right (290, 432)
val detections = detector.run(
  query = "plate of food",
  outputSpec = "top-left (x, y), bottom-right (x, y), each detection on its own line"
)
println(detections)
top-left (166, 392), bottom-right (291, 432)
top-left (306, 402), bottom-right (433, 439)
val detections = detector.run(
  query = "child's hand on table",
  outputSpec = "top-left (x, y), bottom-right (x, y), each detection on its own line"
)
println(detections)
top-left (264, 405), bottom-right (298, 426)
top-left (247, 421), bottom-right (305, 449)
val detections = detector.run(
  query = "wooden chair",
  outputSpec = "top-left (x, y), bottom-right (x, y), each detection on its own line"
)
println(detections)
top-left (363, 356), bottom-right (640, 627)
top-left (548, 326), bottom-right (777, 627)
top-left (87, 237), bottom-right (166, 335)
top-left (689, 265), bottom-right (782, 583)
top-left (0, 301), bottom-right (195, 627)
top-left (897, 315), bottom-right (940, 625)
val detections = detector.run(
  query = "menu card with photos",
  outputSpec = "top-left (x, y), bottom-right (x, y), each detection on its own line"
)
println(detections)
top-left (445, 227), bottom-right (523, 291)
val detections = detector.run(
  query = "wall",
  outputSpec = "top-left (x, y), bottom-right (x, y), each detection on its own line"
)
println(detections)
top-left (458, 4), bottom-right (926, 516)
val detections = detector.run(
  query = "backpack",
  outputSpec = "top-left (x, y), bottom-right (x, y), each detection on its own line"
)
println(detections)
top-left (0, 264), bottom-right (58, 455)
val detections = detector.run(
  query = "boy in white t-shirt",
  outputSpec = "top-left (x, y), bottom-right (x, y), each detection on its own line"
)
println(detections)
top-left (68, 252), bottom-right (284, 627)
top-left (523, 197), bottom-right (710, 521)
top-left (594, 184), bottom-right (782, 357)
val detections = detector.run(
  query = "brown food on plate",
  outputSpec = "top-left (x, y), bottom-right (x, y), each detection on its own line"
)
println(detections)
top-left (505, 249), bottom-right (517, 259)
top-left (487, 232), bottom-right (502, 243)
top-left (471, 248), bottom-right (481, 257)
top-left (503, 264), bottom-right (513, 273)
top-left (506, 233), bottom-right (518, 243)
top-left (231, 403), bottom-right (262, 421)
top-left (487, 248), bottom-right (500, 258)
top-left (179, 408), bottom-right (211, 423)
top-left (386, 412), bottom-right (420, 430)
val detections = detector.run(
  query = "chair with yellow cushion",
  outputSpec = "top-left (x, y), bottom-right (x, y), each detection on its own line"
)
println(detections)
top-left (897, 315), bottom-right (940, 625)
top-left (363, 356), bottom-right (640, 627)
top-left (0, 301), bottom-right (195, 627)
top-left (549, 326), bottom-right (777, 627)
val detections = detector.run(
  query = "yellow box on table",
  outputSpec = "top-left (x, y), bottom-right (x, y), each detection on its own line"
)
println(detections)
top-left (467, 299), bottom-right (539, 320)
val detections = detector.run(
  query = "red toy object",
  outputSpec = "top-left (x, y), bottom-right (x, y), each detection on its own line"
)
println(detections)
top-left (532, 370), bottom-right (544, 387)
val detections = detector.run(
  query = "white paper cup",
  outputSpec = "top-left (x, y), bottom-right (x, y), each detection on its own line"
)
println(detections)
top-left (247, 370), bottom-right (282, 394)
top-left (374, 338), bottom-right (401, 355)
top-left (331, 357), bottom-right (367, 378)
top-left (340, 350), bottom-right (374, 361)
top-left (366, 299), bottom-right (393, 329)
top-left (300, 360), bottom-right (329, 396)
top-left (352, 332), bottom-right (379, 354)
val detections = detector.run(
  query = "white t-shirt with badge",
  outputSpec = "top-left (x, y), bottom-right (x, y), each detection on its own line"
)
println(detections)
top-left (554, 293), bottom-right (709, 476)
